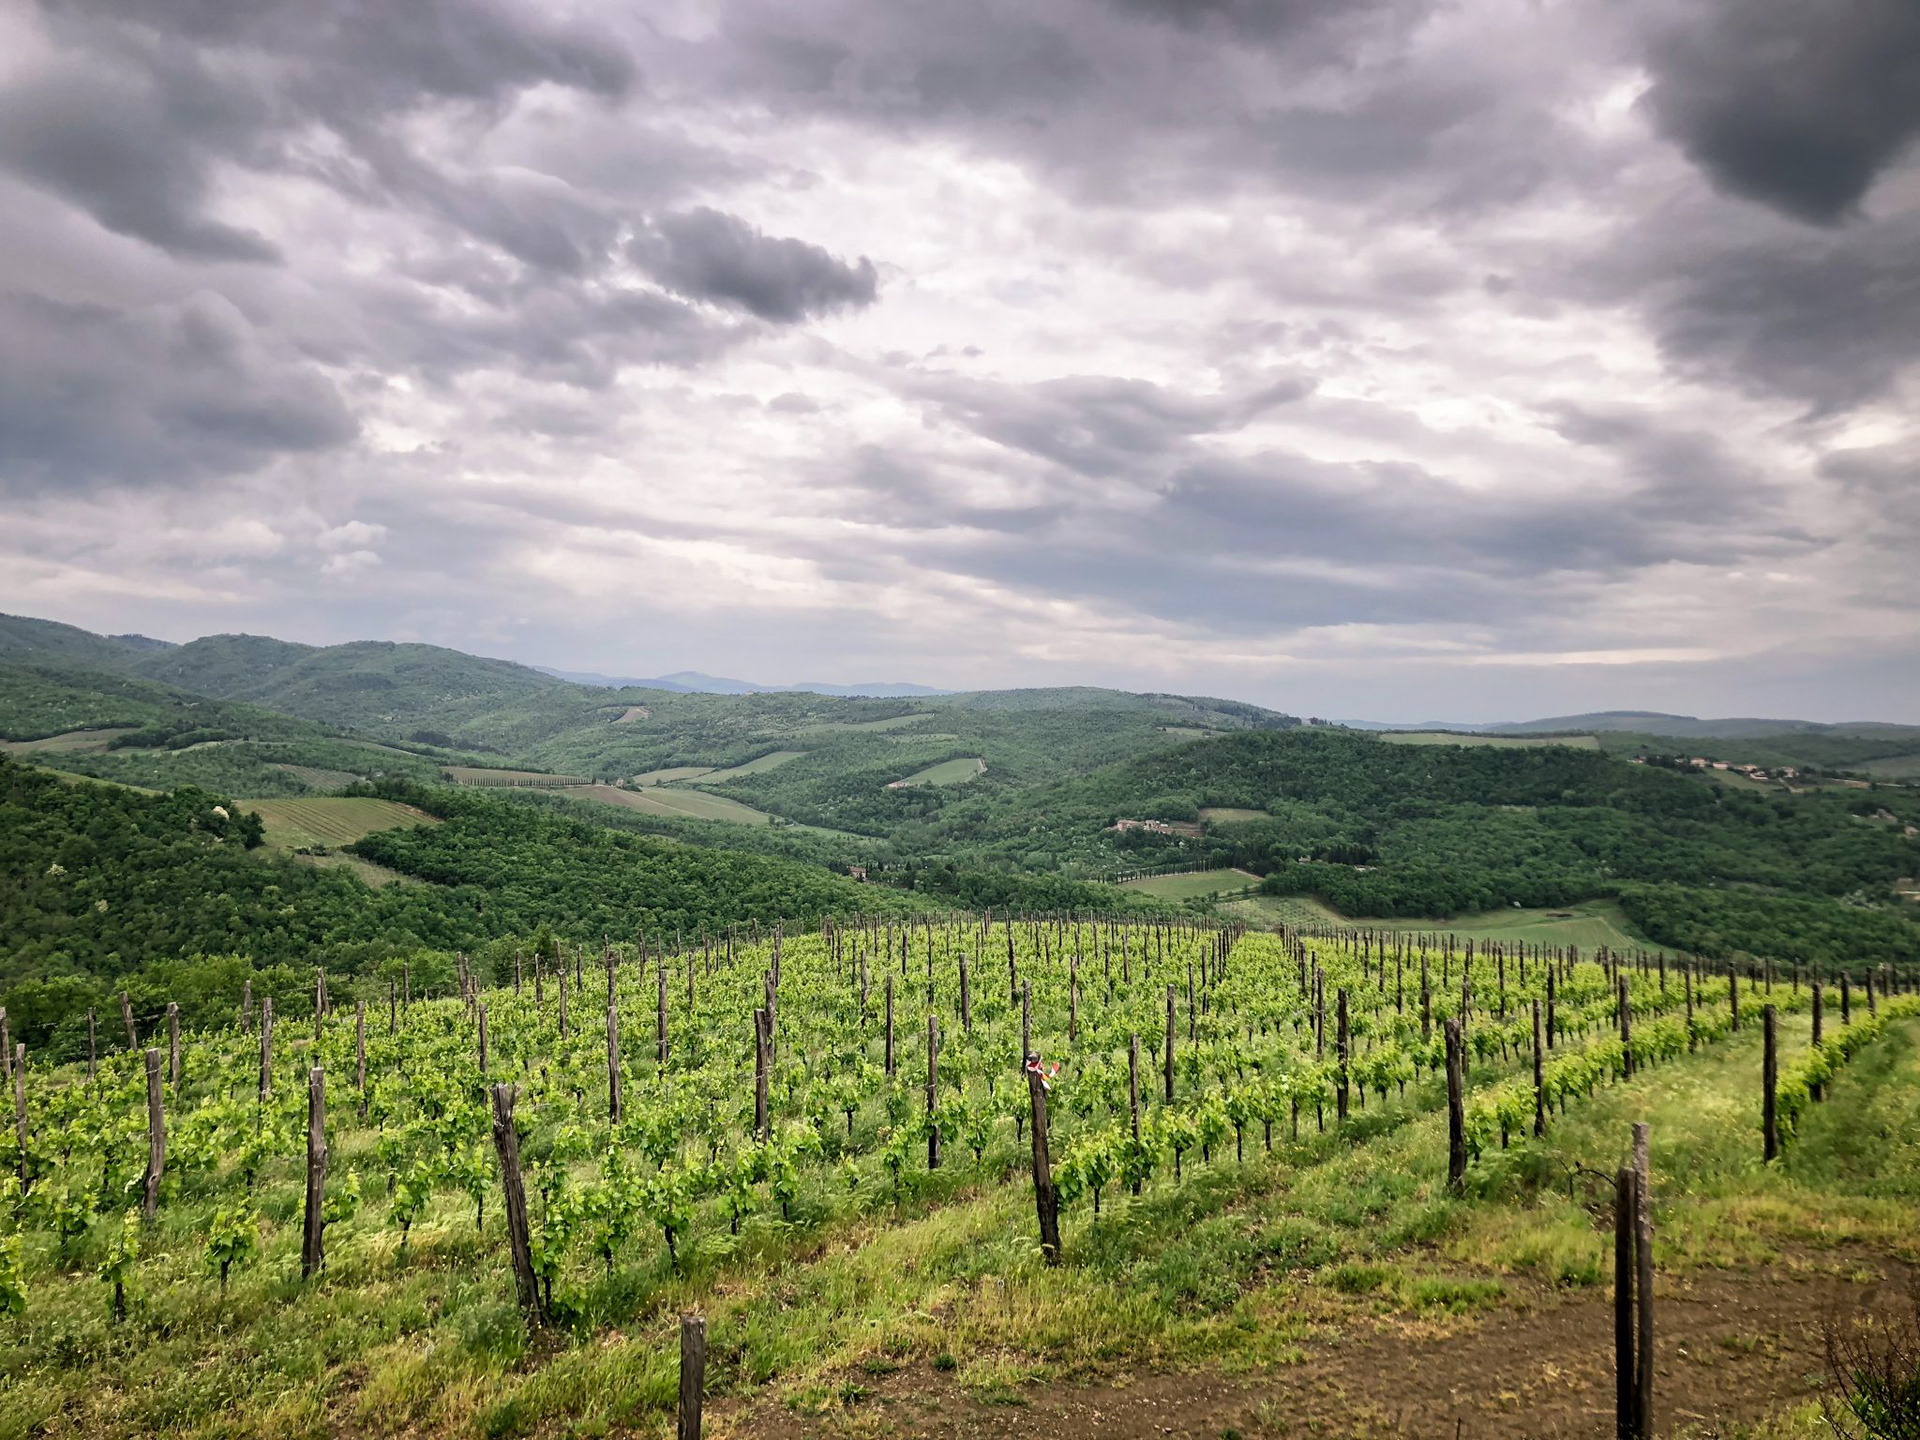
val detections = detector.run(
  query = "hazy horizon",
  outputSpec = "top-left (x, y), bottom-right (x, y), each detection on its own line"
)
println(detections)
top-left (2, 0), bottom-right (1915, 723)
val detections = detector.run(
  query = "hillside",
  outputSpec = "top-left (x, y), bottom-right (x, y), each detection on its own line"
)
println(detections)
top-left (0, 613), bottom-right (175, 673)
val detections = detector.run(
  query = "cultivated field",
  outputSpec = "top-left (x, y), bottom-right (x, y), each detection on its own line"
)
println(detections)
top-left (1119, 867), bottom-right (1261, 900)
top-left (795, 713), bottom-right (933, 735)
top-left (565, 783), bottom-right (777, 825)
top-left (444, 766), bottom-right (589, 787)
top-left (1, 919), bottom-right (1911, 1438)
top-left (0, 727), bottom-right (138, 755)
top-left (630, 765), bottom-right (716, 785)
top-left (1379, 731), bottom-right (1602, 750)
top-left (890, 756), bottom-right (987, 787)
top-left (694, 750), bottom-right (806, 782)
top-left (1227, 894), bottom-right (1649, 951)
top-left (244, 796), bottom-right (440, 850)
top-left (268, 762), bottom-right (363, 792)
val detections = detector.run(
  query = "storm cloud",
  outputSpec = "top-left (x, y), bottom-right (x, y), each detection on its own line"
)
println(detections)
top-left (0, 0), bottom-right (1914, 720)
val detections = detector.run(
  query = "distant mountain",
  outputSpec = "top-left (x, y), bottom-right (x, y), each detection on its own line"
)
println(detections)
top-left (536, 665), bottom-right (949, 699)
top-left (1481, 711), bottom-right (1912, 739)
top-left (0, 613), bottom-right (172, 672)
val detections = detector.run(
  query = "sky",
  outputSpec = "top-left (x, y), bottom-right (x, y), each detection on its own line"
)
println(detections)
top-left (1, 0), bottom-right (1916, 723)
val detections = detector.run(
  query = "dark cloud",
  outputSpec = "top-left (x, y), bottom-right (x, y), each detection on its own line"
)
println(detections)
top-left (0, 290), bottom-right (356, 491)
top-left (1640, 0), bottom-right (1920, 225)
top-left (632, 208), bottom-right (879, 322)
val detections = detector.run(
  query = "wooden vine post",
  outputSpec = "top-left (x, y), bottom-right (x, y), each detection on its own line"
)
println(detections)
top-left (142, 1047), bottom-right (165, 1221)
top-left (1443, 1017), bottom-right (1466, 1194)
top-left (926, 1013), bottom-right (941, 1170)
top-left (1762, 1005), bottom-right (1779, 1161)
top-left (1532, 998), bottom-right (1546, 1137)
top-left (259, 997), bottom-right (274, 1109)
top-left (1810, 979), bottom-right (1824, 1101)
top-left (121, 990), bottom-right (137, 1049)
top-left (1634, 1124), bottom-right (1654, 1440)
top-left (657, 960), bottom-right (669, 1072)
top-left (488, 1083), bottom-right (544, 1325)
top-left (477, 1002), bottom-right (490, 1077)
top-left (1163, 984), bottom-right (1176, 1102)
top-left (166, 1002), bottom-right (181, 1090)
top-left (302, 1066), bottom-right (327, 1279)
top-left (607, 1004), bottom-right (621, 1125)
top-left (753, 1009), bottom-right (770, 1142)
top-left (884, 974), bottom-right (895, 1076)
top-left (1026, 1053), bottom-right (1062, 1265)
top-left (678, 1314), bottom-right (706, 1440)
top-left (1335, 987), bottom-right (1350, 1123)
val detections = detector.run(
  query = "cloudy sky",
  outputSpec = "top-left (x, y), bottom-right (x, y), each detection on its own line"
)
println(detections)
top-left (1, 0), bottom-right (1916, 721)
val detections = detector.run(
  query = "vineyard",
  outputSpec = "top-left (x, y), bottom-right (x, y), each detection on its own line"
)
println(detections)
top-left (0, 916), bottom-right (1915, 1437)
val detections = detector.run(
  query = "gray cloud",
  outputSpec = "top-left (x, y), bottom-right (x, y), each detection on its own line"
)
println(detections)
top-left (0, 290), bottom-right (356, 491)
top-left (1640, 0), bottom-right (1920, 225)
top-left (632, 208), bottom-right (879, 322)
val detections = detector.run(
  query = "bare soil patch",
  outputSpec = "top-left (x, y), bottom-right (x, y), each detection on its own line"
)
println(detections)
top-left (728, 1252), bottom-right (1907, 1439)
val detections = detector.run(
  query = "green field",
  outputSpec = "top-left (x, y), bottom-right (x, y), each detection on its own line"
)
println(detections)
top-left (268, 762), bottom-right (363, 792)
top-left (630, 765), bottom-right (716, 785)
top-left (794, 713), bottom-right (933, 735)
top-left (1198, 806), bottom-right (1268, 825)
top-left (1379, 731), bottom-right (1602, 750)
top-left (0, 727), bottom-right (138, 755)
top-left (244, 796), bottom-right (440, 850)
top-left (890, 756), bottom-right (987, 787)
top-left (1225, 893), bottom-right (1648, 949)
top-left (444, 766), bottom-right (589, 787)
top-left (565, 783), bottom-right (778, 826)
top-left (1119, 867), bottom-right (1260, 900)
top-left (694, 750), bottom-right (806, 783)
top-left (1860, 751), bottom-right (1920, 779)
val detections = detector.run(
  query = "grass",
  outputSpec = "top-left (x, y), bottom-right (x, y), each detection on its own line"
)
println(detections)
top-left (7, 956), bottom-right (1916, 1439)
top-left (1378, 731), bottom-right (1602, 750)
top-left (693, 751), bottom-right (806, 783)
top-left (889, 757), bottom-right (987, 787)
top-left (244, 797), bottom-right (440, 850)
top-left (269, 763), bottom-right (363, 792)
top-left (1199, 807), bottom-right (1268, 826)
top-left (0, 727), bottom-right (139, 755)
top-left (563, 783), bottom-right (778, 826)
top-left (629, 766), bottom-right (715, 785)
top-left (1224, 895), bottom-right (1648, 950)
top-left (1860, 752), bottom-right (1920, 779)
top-left (794, 714), bottom-right (934, 735)
top-left (1120, 868), bottom-right (1260, 900)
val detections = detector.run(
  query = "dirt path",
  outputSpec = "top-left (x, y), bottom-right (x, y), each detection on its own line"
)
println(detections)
top-left (725, 1253), bottom-right (1908, 1439)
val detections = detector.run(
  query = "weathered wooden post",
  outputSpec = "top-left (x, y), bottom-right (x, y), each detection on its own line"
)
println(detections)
top-left (1027, 1053), bottom-right (1062, 1265)
top-left (142, 1047), bottom-right (165, 1221)
top-left (1545, 966), bottom-right (1556, 1050)
top-left (1840, 970), bottom-right (1851, 1025)
top-left (121, 990), bottom-right (138, 1049)
top-left (606, 1004), bottom-right (621, 1125)
top-left (1615, 1165), bottom-right (1637, 1440)
top-left (474, 1001), bottom-right (488, 1078)
top-left (1335, 987), bottom-right (1350, 1123)
top-left (242, 980), bottom-right (253, 1034)
top-left (753, 1009), bottom-right (770, 1142)
top-left (558, 968), bottom-right (569, 1040)
top-left (1634, 1123), bottom-right (1653, 1440)
top-left (926, 1013), bottom-right (941, 1170)
top-left (1164, 984), bottom-right (1176, 1102)
top-left (1762, 1005), bottom-right (1779, 1160)
top-left (302, 1066), bottom-right (327, 1278)
top-left (1128, 1033), bottom-right (1143, 1195)
top-left (166, 1002), bottom-right (181, 1090)
top-left (1443, 1017), bottom-right (1466, 1193)
top-left (259, 997), bottom-right (274, 1108)
top-left (1069, 952), bottom-right (1080, 1042)
top-left (958, 952), bottom-right (972, 1032)
top-left (884, 974), bottom-right (895, 1076)
top-left (679, 1313), bottom-right (707, 1440)
top-left (1532, 999), bottom-right (1546, 1137)
top-left (489, 1084), bottom-right (544, 1324)
top-left (657, 959), bottom-right (669, 1071)
top-left (314, 969), bottom-right (326, 1042)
